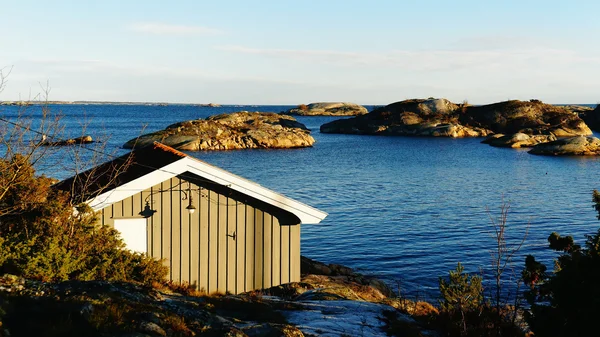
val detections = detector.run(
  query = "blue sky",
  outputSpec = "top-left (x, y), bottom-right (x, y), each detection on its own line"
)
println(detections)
top-left (1, 0), bottom-right (599, 104)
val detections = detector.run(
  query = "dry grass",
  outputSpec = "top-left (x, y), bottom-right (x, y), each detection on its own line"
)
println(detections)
top-left (163, 314), bottom-right (194, 336)
top-left (156, 280), bottom-right (209, 297)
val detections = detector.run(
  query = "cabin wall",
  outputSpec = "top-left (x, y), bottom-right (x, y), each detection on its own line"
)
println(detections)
top-left (99, 177), bottom-right (300, 294)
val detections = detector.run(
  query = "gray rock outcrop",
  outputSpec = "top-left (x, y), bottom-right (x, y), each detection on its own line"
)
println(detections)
top-left (320, 98), bottom-right (492, 137)
top-left (284, 102), bottom-right (368, 116)
top-left (124, 111), bottom-right (314, 151)
top-left (320, 98), bottom-right (593, 139)
top-left (482, 133), bottom-right (557, 148)
top-left (529, 136), bottom-right (600, 156)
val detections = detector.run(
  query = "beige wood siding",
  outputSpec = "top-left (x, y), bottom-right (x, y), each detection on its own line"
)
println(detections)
top-left (99, 176), bottom-right (300, 294)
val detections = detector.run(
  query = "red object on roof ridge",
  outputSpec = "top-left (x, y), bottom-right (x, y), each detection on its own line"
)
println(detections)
top-left (152, 142), bottom-right (188, 158)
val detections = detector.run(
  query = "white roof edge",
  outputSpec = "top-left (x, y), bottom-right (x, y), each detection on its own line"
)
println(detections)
top-left (181, 157), bottom-right (327, 224)
top-left (87, 160), bottom-right (182, 210)
top-left (87, 156), bottom-right (327, 224)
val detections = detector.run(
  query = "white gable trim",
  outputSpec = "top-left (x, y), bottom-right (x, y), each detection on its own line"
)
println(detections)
top-left (87, 160), bottom-right (182, 211)
top-left (180, 157), bottom-right (327, 224)
top-left (87, 157), bottom-right (327, 224)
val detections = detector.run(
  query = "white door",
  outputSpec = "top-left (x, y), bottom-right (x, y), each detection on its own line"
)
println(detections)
top-left (114, 218), bottom-right (147, 253)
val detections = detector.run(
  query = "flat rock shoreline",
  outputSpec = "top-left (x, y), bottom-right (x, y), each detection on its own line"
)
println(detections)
top-left (0, 257), bottom-right (438, 336)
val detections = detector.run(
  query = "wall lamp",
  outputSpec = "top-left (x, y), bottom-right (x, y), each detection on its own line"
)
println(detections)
top-left (139, 182), bottom-right (198, 218)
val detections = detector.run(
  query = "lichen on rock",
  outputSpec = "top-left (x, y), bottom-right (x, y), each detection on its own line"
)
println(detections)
top-left (124, 111), bottom-right (315, 151)
top-left (283, 102), bottom-right (368, 116)
top-left (321, 98), bottom-right (592, 139)
top-left (529, 136), bottom-right (600, 156)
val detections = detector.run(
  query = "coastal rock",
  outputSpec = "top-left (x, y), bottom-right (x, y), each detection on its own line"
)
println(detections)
top-left (461, 99), bottom-right (592, 136)
top-left (41, 135), bottom-right (94, 146)
top-left (123, 111), bottom-right (314, 151)
top-left (283, 102), bottom-right (368, 116)
top-left (319, 98), bottom-right (489, 137)
top-left (561, 104), bottom-right (594, 114)
top-left (482, 133), bottom-right (557, 148)
top-left (242, 323), bottom-right (305, 337)
top-left (321, 98), bottom-right (592, 139)
top-left (0, 255), bottom-right (439, 336)
top-left (296, 274), bottom-right (389, 302)
top-left (529, 136), bottom-right (600, 156)
top-left (579, 105), bottom-right (600, 131)
top-left (299, 256), bottom-right (394, 298)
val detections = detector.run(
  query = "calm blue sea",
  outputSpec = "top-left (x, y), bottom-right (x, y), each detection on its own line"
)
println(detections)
top-left (2, 103), bottom-right (600, 299)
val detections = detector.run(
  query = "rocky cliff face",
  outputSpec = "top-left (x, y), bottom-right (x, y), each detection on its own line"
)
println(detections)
top-left (320, 98), bottom-right (592, 138)
top-left (283, 102), bottom-right (368, 116)
top-left (124, 111), bottom-right (315, 151)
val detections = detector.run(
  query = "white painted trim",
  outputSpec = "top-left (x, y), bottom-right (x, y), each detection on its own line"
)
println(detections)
top-left (87, 156), bottom-right (327, 224)
top-left (180, 157), bottom-right (328, 224)
top-left (87, 160), bottom-right (182, 210)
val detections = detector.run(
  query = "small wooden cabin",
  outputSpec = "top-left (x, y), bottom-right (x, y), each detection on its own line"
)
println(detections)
top-left (56, 142), bottom-right (327, 294)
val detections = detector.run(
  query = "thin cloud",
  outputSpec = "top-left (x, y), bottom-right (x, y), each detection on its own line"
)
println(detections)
top-left (214, 45), bottom-right (600, 72)
top-left (128, 22), bottom-right (223, 36)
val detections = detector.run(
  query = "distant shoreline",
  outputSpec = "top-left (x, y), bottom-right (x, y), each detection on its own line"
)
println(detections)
top-left (0, 101), bottom-right (229, 107)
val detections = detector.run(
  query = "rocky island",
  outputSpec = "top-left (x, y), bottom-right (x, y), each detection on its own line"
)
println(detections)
top-left (124, 111), bottom-right (315, 151)
top-left (283, 102), bottom-right (368, 116)
top-left (320, 98), bottom-right (592, 139)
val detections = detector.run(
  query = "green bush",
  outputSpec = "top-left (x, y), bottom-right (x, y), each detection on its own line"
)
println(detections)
top-left (439, 263), bottom-right (484, 313)
top-left (438, 263), bottom-right (486, 336)
top-left (522, 191), bottom-right (600, 336)
top-left (0, 154), bottom-right (168, 284)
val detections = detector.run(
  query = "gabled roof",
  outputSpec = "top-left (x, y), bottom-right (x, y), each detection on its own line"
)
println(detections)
top-left (55, 142), bottom-right (327, 224)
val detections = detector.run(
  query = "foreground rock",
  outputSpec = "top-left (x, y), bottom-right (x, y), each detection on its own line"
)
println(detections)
top-left (321, 98), bottom-right (592, 139)
top-left (529, 136), bottom-right (600, 156)
top-left (124, 111), bottom-right (314, 150)
top-left (0, 257), bottom-right (439, 336)
top-left (283, 102), bottom-right (368, 116)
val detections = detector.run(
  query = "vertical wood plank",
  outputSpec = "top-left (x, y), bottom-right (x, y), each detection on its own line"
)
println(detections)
top-left (208, 190), bottom-right (218, 293)
top-left (271, 216), bottom-right (281, 287)
top-left (148, 186), bottom-right (160, 260)
top-left (170, 178), bottom-right (181, 283)
top-left (217, 193), bottom-right (227, 293)
top-left (235, 203), bottom-right (245, 293)
top-left (199, 187), bottom-right (210, 292)
top-left (227, 197), bottom-right (237, 294)
top-left (180, 182), bottom-right (191, 285)
top-left (245, 205), bottom-right (255, 291)
top-left (112, 201), bottom-right (123, 219)
top-left (189, 183), bottom-right (200, 290)
top-left (160, 181), bottom-right (171, 272)
top-left (290, 224), bottom-right (301, 282)
top-left (263, 214), bottom-right (272, 289)
top-left (280, 224), bottom-right (290, 284)
top-left (254, 209), bottom-right (264, 289)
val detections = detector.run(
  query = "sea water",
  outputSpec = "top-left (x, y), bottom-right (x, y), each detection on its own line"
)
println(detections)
top-left (2, 103), bottom-right (599, 299)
